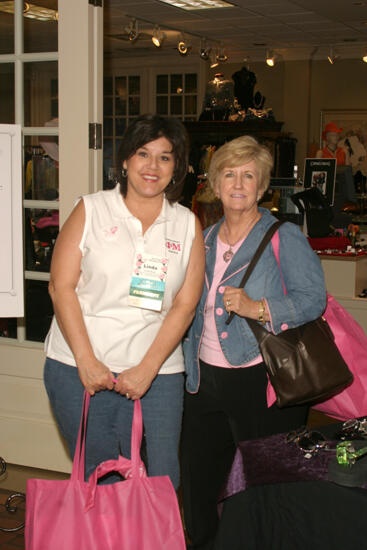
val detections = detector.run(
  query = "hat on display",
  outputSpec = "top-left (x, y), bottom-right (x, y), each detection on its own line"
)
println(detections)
top-left (322, 122), bottom-right (343, 140)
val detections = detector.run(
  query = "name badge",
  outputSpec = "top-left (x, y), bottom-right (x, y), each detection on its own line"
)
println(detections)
top-left (128, 253), bottom-right (168, 312)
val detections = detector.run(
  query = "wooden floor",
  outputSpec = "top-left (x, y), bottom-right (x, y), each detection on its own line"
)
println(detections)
top-left (0, 490), bottom-right (25, 549)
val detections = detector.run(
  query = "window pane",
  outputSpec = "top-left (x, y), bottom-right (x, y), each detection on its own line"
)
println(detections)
top-left (25, 280), bottom-right (53, 343)
top-left (24, 137), bottom-right (59, 200)
top-left (115, 96), bottom-right (126, 116)
top-left (129, 76), bottom-right (140, 95)
top-left (104, 76), bottom-right (113, 95)
top-left (0, 318), bottom-right (17, 339)
top-left (104, 118), bottom-right (113, 136)
top-left (0, 13), bottom-right (14, 54)
top-left (115, 76), bottom-right (127, 99)
top-left (50, 78), bottom-right (58, 117)
top-left (0, 64), bottom-right (14, 123)
top-left (103, 138), bottom-right (114, 190)
top-left (51, 78), bottom-right (58, 96)
top-left (25, 208), bottom-right (59, 272)
top-left (156, 75), bottom-right (168, 94)
top-left (185, 95), bottom-right (197, 115)
top-left (50, 99), bottom-right (58, 118)
top-left (129, 96), bottom-right (140, 116)
top-left (185, 73), bottom-right (197, 93)
top-left (115, 118), bottom-right (126, 136)
top-left (171, 96), bottom-right (182, 115)
top-left (24, 61), bottom-right (58, 127)
top-left (104, 96), bottom-right (113, 116)
top-left (156, 96), bottom-right (168, 115)
top-left (171, 74), bottom-right (183, 94)
top-left (24, 1), bottom-right (58, 53)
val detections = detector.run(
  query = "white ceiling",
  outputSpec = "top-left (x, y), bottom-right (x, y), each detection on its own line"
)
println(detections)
top-left (104, 0), bottom-right (367, 62)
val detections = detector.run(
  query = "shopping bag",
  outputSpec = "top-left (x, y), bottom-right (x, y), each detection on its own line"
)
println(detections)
top-left (25, 392), bottom-right (186, 550)
top-left (312, 293), bottom-right (367, 421)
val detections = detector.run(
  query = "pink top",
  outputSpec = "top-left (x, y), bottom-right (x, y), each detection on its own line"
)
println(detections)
top-left (199, 235), bottom-right (263, 368)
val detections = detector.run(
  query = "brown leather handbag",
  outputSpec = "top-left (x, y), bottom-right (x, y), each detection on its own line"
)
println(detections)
top-left (226, 221), bottom-right (353, 408)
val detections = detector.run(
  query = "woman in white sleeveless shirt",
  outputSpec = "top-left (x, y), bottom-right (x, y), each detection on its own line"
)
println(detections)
top-left (44, 115), bottom-right (205, 488)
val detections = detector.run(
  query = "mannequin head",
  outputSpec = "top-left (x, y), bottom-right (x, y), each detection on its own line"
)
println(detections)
top-left (322, 122), bottom-right (343, 148)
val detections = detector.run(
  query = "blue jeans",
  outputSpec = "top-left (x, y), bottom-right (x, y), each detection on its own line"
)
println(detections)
top-left (44, 357), bottom-right (184, 488)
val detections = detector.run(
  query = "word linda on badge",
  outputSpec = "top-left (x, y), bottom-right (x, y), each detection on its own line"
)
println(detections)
top-left (128, 253), bottom-right (168, 312)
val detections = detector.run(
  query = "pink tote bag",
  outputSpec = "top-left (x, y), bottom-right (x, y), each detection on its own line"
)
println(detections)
top-left (312, 293), bottom-right (367, 420)
top-left (25, 393), bottom-right (186, 550)
top-left (269, 230), bottom-right (367, 421)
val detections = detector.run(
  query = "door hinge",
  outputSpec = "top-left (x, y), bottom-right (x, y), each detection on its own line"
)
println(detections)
top-left (89, 123), bottom-right (102, 150)
top-left (89, 0), bottom-right (103, 7)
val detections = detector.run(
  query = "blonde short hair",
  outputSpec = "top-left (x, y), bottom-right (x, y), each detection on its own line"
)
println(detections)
top-left (208, 135), bottom-right (273, 198)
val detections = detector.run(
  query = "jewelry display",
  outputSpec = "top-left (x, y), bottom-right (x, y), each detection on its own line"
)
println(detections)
top-left (286, 426), bottom-right (329, 459)
top-left (0, 456), bottom-right (25, 533)
top-left (335, 417), bottom-right (367, 440)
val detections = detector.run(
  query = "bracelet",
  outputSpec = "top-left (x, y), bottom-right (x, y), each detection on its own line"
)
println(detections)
top-left (258, 299), bottom-right (266, 325)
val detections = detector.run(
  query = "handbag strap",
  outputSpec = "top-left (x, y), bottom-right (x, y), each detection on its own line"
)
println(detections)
top-left (71, 392), bottom-right (144, 482)
top-left (131, 400), bottom-right (144, 477)
top-left (225, 220), bottom-right (284, 326)
top-left (71, 391), bottom-right (90, 482)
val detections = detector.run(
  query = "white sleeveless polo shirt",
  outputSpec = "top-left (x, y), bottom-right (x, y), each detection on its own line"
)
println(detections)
top-left (45, 184), bottom-right (196, 374)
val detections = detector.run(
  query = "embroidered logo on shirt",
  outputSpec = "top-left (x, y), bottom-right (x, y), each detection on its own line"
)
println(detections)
top-left (165, 239), bottom-right (182, 254)
top-left (102, 225), bottom-right (119, 239)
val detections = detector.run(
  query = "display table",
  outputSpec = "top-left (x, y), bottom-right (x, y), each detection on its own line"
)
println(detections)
top-left (214, 423), bottom-right (366, 550)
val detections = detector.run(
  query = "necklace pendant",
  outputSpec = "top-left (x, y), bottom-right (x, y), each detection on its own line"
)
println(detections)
top-left (223, 249), bottom-right (233, 263)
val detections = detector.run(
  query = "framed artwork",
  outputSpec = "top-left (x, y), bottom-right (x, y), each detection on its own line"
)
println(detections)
top-left (303, 157), bottom-right (337, 205)
top-left (320, 109), bottom-right (367, 176)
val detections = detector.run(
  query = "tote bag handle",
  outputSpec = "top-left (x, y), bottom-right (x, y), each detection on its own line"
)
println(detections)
top-left (71, 391), bottom-right (144, 483)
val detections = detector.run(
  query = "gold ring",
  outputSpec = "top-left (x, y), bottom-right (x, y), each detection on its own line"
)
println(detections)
top-left (126, 393), bottom-right (130, 399)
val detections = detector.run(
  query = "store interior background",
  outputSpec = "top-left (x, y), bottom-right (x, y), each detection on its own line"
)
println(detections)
top-left (1, 0), bottom-right (367, 496)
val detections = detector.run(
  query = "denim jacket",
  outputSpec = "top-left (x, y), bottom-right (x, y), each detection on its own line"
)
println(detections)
top-left (183, 208), bottom-right (327, 393)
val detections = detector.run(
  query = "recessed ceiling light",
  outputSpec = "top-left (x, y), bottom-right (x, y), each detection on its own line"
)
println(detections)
top-left (156, 0), bottom-right (235, 10)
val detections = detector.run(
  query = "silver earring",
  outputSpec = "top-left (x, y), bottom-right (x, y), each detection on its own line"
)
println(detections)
top-left (122, 167), bottom-right (128, 178)
top-left (170, 177), bottom-right (176, 185)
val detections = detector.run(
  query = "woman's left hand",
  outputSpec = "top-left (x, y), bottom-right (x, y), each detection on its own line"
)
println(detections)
top-left (114, 365), bottom-right (157, 400)
top-left (223, 286), bottom-right (260, 319)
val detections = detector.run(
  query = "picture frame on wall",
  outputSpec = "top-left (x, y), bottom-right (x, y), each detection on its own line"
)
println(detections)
top-left (303, 157), bottom-right (337, 205)
top-left (320, 109), bottom-right (367, 179)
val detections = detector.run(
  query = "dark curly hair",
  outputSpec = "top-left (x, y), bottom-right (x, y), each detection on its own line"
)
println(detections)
top-left (117, 114), bottom-right (189, 203)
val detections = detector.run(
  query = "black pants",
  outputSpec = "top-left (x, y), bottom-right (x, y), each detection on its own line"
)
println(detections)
top-left (181, 360), bottom-right (308, 550)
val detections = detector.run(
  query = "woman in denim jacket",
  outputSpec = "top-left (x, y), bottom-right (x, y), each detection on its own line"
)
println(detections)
top-left (181, 135), bottom-right (326, 550)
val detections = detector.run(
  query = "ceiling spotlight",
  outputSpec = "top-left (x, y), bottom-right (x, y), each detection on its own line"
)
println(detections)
top-left (125, 18), bottom-right (139, 42)
top-left (363, 51), bottom-right (367, 62)
top-left (199, 39), bottom-right (211, 60)
top-left (327, 47), bottom-right (339, 64)
top-left (209, 50), bottom-right (219, 68)
top-left (152, 25), bottom-right (165, 47)
top-left (177, 35), bottom-right (190, 55)
top-left (216, 47), bottom-right (228, 62)
top-left (266, 50), bottom-right (275, 67)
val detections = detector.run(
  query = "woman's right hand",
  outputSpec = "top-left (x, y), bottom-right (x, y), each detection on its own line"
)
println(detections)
top-left (77, 358), bottom-right (115, 395)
